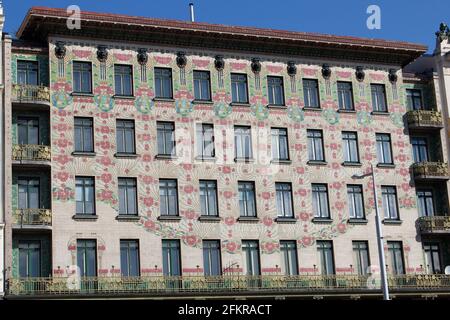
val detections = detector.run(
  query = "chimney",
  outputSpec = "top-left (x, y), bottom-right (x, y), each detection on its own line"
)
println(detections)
top-left (189, 3), bottom-right (195, 22)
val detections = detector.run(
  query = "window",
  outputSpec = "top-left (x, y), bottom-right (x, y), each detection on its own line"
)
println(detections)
top-left (234, 126), bottom-right (252, 160)
top-left (118, 178), bottom-right (138, 215)
top-left (406, 89), bottom-right (423, 110)
top-left (17, 60), bottom-right (38, 85)
top-left (231, 73), bottom-right (248, 103)
top-left (424, 243), bottom-right (441, 274)
top-left (116, 120), bottom-right (135, 154)
top-left (307, 130), bottom-right (325, 162)
top-left (193, 71), bottom-right (211, 101)
top-left (203, 240), bottom-right (222, 276)
top-left (242, 240), bottom-right (260, 276)
top-left (371, 84), bottom-right (387, 112)
top-left (353, 241), bottom-right (370, 275)
top-left (155, 67), bottom-right (173, 99)
top-left (382, 186), bottom-right (399, 220)
top-left (114, 65), bottom-right (133, 96)
top-left (120, 240), bottom-right (140, 277)
top-left (196, 124), bottom-right (215, 158)
top-left (376, 133), bottom-right (393, 165)
top-left (276, 183), bottom-right (293, 218)
top-left (387, 241), bottom-right (404, 275)
top-left (303, 79), bottom-right (320, 108)
top-left (238, 182), bottom-right (256, 217)
top-left (77, 239), bottom-right (97, 277)
top-left (312, 184), bottom-right (330, 219)
top-left (17, 117), bottom-right (39, 145)
top-left (271, 128), bottom-right (289, 161)
top-left (268, 76), bottom-right (285, 105)
top-left (73, 61), bottom-right (92, 93)
top-left (411, 137), bottom-right (428, 163)
top-left (157, 122), bottom-right (176, 156)
top-left (74, 117), bottom-right (94, 153)
top-left (347, 185), bottom-right (365, 219)
top-left (19, 240), bottom-right (41, 278)
top-left (342, 131), bottom-right (359, 163)
top-left (159, 179), bottom-right (178, 216)
top-left (199, 180), bottom-right (218, 217)
top-left (317, 241), bottom-right (335, 275)
top-left (75, 177), bottom-right (95, 215)
top-left (337, 81), bottom-right (354, 110)
top-left (280, 241), bottom-right (298, 276)
top-left (162, 240), bottom-right (181, 276)
top-left (18, 178), bottom-right (39, 209)
top-left (417, 189), bottom-right (435, 217)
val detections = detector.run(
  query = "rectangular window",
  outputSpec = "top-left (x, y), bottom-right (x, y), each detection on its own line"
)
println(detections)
top-left (371, 84), bottom-right (387, 112)
top-left (116, 120), bottom-right (135, 154)
top-left (411, 137), bottom-right (429, 163)
top-left (303, 79), bottom-right (320, 108)
top-left (114, 64), bottom-right (133, 96)
top-left (280, 241), bottom-right (298, 276)
top-left (423, 243), bottom-right (441, 274)
top-left (337, 81), bottom-right (354, 110)
top-left (196, 123), bottom-right (215, 158)
top-left (271, 128), bottom-right (289, 161)
top-left (17, 60), bottom-right (38, 85)
top-left (155, 67), bottom-right (173, 99)
top-left (18, 177), bottom-right (39, 209)
top-left (347, 185), bottom-right (365, 219)
top-left (342, 131), bottom-right (359, 163)
top-left (231, 73), bottom-right (248, 103)
top-left (307, 130), bottom-right (325, 162)
top-left (157, 122), bottom-right (176, 156)
top-left (203, 240), bottom-right (222, 276)
top-left (159, 179), bottom-right (178, 216)
top-left (317, 241), bottom-right (335, 275)
top-left (17, 117), bottom-right (39, 145)
top-left (376, 133), bottom-right (393, 164)
top-left (234, 126), bottom-right (252, 160)
top-left (77, 239), bottom-right (97, 277)
top-left (406, 89), bottom-right (424, 110)
top-left (118, 178), bottom-right (138, 215)
top-left (417, 189), bottom-right (435, 217)
top-left (120, 240), bottom-right (140, 277)
top-left (382, 186), bottom-right (399, 220)
top-left (19, 240), bottom-right (41, 278)
top-left (162, 240), bottom-right (181, 276)
top-left (353, 241), bottom-right (370, 275)
top-left (199, 180), bottom-right (218, 217)
top-left (193, 71), bottom-right (211, 101)
top-left (312, 184), bottom-right (330, 219)
top-left (74, 117), bottom-right (94, 153)
top-left (387, 241), bottom-right (405, 275)
top-left (73, 61), bottom-right (92, 93)
top-left (268, 76), bottom-right (285, 105)
top-left (276, 183), bottom-right (294, 218)
top-left (242, 240), bottom-right (260, 276)
top-left (238, 181), bottom-right (256, 217)
top-left (75, 176), bottom-right (95, 215)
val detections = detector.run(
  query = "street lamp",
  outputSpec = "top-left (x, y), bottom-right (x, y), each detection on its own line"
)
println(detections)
top-left (352, 163), bottom-right (390, 300)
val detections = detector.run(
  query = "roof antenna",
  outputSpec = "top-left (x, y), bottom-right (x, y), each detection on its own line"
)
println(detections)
top-left (189, 3), bottom-right (195, 22)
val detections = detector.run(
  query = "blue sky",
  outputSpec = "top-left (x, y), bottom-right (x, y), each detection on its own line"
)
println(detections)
top-left (3, 0), bottom-right (450, 53)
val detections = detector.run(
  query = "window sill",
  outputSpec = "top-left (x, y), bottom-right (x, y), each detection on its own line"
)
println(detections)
top-left (72, 151), bottom-right (96, 157)
top-left (157, 216), bottom-right (182, 221)
top-left (72, 214), bottom-right (98, 221)
top-left (312, 217), bottom-right (333, 224)
top-left (275, 217), bottom-right (297, 223)
top-left (71, 92), bottom-right (94, 97)
top-left (230, 102), bottom-right (250, 107)
top-left (382, 219), bottom-right (402, 225)
top-left (271, 159), bottom-right (292, 165)
top-left (342, 161), bottom-right (362, 167)
top-left (114, 153), bottom-right (138, 159)
top-left (337, 109), bottom-right (356, 113)
top-left (377, 163), bottom-right (395, 168)
top-left (192, 100), bottom-right (214, 105)
top-left (155, 154), bottom-right (178, 160)
top-left (237, 217), bottom-right (259, 222)
top-left (307, 160), bottom-right (327, 166)
top-left (195, 156), bottom-right (216, 162)
top-left (116, 215), bottom-right (140, 221)
top-left (234, 157), bottom-right (255, 163)
top-left (348, 218), bottom-right (368, 225)
top-left (371, 111), bottom-right (390, 116)
top-left (267, 104), bottom-right (287, 109)
top-left (198, 216), bottom-right (221, 222)
top-left (113, 95), bottom-right (135, 100)
top-left (302, 106), bottom-right (322, 112)
top-left (153, 97), bottom-right (175, 102)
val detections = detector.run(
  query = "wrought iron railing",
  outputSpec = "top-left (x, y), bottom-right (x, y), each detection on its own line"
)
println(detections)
top-left (13, 208), bottom-right (52, 227)
top-left (12, 144), bottom-right (51, 162)
top-left (12, 84), bottom-right (50, 103)
top-left (406, 110), bottom-right (443, 128)
top-left (412, 162), bottom-right (449, 179)
top-left (7, 274), bottom-right (450, 296)
top-left (418, 216), bottom-right (450, 233)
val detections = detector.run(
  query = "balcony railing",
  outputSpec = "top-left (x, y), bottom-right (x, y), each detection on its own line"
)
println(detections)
top-left (12, 84), bottom-right (50, 104)
top-left (7, 274), bottom-right (450, 297)
top-left (418, 216), bottom-right (450, 234)
top-left (406, 110), bottom-right (443, 129)
top-left (12, 145), bottom-right (51, 162)
top-left (12, 208), bottom-right (52, 227)
top-left (412, 162), bottom-right (449, 180)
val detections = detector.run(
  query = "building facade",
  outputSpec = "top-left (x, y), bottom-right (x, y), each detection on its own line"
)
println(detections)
top-left (3, 7), bottom-right (450, 299)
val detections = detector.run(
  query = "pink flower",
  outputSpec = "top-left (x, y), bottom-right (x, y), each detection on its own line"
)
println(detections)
top-left (262, 217), bottom-right (273, 227)
top-left (100, 173), bottom-right (112, 184)
top-left (222, 166), bottom-right (232, 174)
top-left (142, 176), bottom-right (154, 184)
top-left (184, 235), bottom-right (198, 246)
top-left (226, 242), bottom-right (237, 252)
top-left (300, 212), bottom-right (309, 221)
top-left (335, 201), bottom-right (344, 210)
top-left (184, 185), bottom-right (194, 194)
top-left (143, 197), bottom-right (154, 207)
top-left (144, 220), bottom-right (155, 229)
top-left (261, 192), bottom-right (271, 200)
top-left (224, 217), bottom-right (235, 226)
top-left (223, 191), bottom-right (233, 199)
top-left (56, 172), bottom-right (69, 182)
top-left (337, 223), bottom-right (347, 233)
top-left (301, 236), bottom-right (313, 246)
top-left (296, 167), bottom-right (305, 174)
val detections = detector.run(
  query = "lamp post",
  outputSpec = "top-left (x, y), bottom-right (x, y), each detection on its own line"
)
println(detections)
top-left (352, 163), bottom-right (390, 300)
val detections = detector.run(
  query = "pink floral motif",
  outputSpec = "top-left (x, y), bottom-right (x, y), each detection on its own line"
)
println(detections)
top-left (98, 189), bottom-right (113, 201)
top-left (72, 49), bottom-right (92, 59)
top-left (54, 155), bottom-right (71, 166)
top-left (262, 216), bottom-right (273, 227)
top-left (224, 217), bottom-right (235, 226)
top-left (143, 197), bottom-right (154, 207)
top-left (192, 59), bottom-right (210, 68)
top-left (221, 166), bottom-right (232, 174)
top-left (114, 53), bottom-right (132, 61)
top-left (154, 56), bottom-right (173, 65)
top-left (223, 191), bottom-right (233, 199)
top-left (337, 223), bottom-right (347, 233)
top-left (336, 71), bottom-right (351, 78)
top-left (266, 65), bottom-right (283, 74)
top-left (302, 68), bottom-right (317, 77)
top-left (56, 172), bottom-right (69, 182)
top-left (144, 220), bottom-right (156, 230)
top-left (299, 212), bottom-right (309, 221)
top-left (230, 62), bottom-right (246, 70)
top-left (300, 236), bottom-right (313, 247)
top-left (98, 141), bottom-right (111, 150)
top-left (100, 173), bottom-right (112, 184)
top-left (142, 176), bottom-right (155, 184)
top-left (183, 235), bottom-right (200, 247)
top-left (261, 192), bottom-right (271, 200)
top-left (184, 185), bottom-right (194, 194)
top-left (98, 156), bottom-right (113, 167)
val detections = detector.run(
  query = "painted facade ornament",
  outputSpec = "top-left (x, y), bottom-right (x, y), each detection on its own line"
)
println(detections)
top-left (355, 66), bottom-right (365, 82)
top-left (388, 69), bottom-right (398, 83)
top-left (321, 64), bottom-right (331, 79)
top-left (176, 51), bottom-right (187, 68)
top-left (251, 58), bottom-right (262, 73)
top-left (435, 22), bottom-right (450, 42)
top-left (214, 101), bottom-right (232, 118)
top-left (214, 55), bottom-right (225, 70)
top-left (97, 45), bottom-right (109, 62)
top-left (287, 61), bottom-right (297, 76)
top-left (137, 48), bottom-right (148, 65)
top-left (54, 41), bottom-right (66, 59)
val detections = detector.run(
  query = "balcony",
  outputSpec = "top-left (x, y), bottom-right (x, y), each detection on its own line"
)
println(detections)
top-left (12, 84), bottom-right (50, 108)
top-left (12, 208), bottom-right (52, 229)
top-left (418, 216), bottom-right (450, 234)
top-left (412, 162), bottom-right (449, 181)
top-left (12, 145), bottom-right (51, 166)
top-left (6, 274), bottom-right (450, 298)
top-left (406, 110), bottom-right (443, 130)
